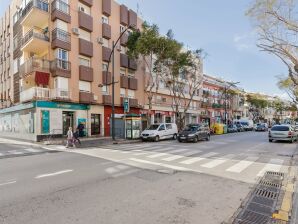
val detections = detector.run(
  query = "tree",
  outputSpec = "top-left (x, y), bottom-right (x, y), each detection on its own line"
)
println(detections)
top-left (127, 22), bottom-right (163, 125)
top-left (278, 76), bottom-right (298, 103)
top-left (155, 36), bottom-right (204, 130)
top-left (246, 93), bottom-right (269, 122)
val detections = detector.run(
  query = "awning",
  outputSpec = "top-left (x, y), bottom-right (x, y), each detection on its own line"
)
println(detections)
top-left (35, 72), bottom-right (50, 86)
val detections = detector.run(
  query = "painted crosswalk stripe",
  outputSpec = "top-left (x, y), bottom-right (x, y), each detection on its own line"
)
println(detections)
top-left (257, 159), bottom-right (284, 177)
top-left (0, 152), bottom-right (3, 157)
top-left (154, 147), bottom-right (175, 153)
top-left (180, 152), bottom-right (218, 165)
top-left (147, 148), bottom-right (188, 159)
top-left (23, 148), bottom-right (42, 153)
top-left (201, 154), bottom-right (235, 168)
top-left (226, 156), bottom-right (259, 173)
top-left (8, 150), bottom-right (24, 155)
top-left (162, 150), bottom-right (202, 162)
top-left (133, 152), bottom-right (151, 156)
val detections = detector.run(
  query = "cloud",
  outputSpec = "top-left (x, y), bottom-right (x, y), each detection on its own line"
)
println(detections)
top-left (233, 33), bottom-right (255, 51)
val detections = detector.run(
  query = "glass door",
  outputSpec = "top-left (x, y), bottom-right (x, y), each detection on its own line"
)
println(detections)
top-left (91, 114), bottom-right (101, 135)
top-left (63, 111), bottom-right (74, 135)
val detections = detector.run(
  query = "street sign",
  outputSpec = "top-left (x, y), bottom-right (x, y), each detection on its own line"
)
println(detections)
top-left (123, 98), bottom-right (130, 112)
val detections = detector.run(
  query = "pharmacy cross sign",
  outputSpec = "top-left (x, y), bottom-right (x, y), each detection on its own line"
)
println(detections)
top-left (123, 98), bottom-right (130, 113)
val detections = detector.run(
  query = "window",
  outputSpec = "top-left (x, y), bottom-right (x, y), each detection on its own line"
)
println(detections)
top-left (79, 56), bottom-right (91, 67)
top-left (56, 48), bottom-right (69, 70)
top-left (120, 25), bottom-right (125, 33)
top-left (102, 15), bottom-right (109, 24)
top-left (54, 77), bottom-right (69, 90)
top-left (162, 97), bottom-right (167, 102)
top-left (102, 38), bottom-right (109, 48)
top-left (159, 124), bottom-right (165, 131)
top-left (79, 81), bottom-right (91, 92)
top-left (120, 46), bottom-right (126, 54)
top-left (78, 2), bottom-right (91, 15)
top-left (102, 85), bottom-right (108, 93)
top-left (79, 29), bottom-right (91, 41)
top-left (120, 88), bottom-right (125, 97)
top-left (120, 68), bottom-right (126, 76)
top-left (55, 19), bottom-right (68, 31)
top-left (166, 124), bottom-right (172, 130)
top-left (13, 13), bottom-right (19, 24)
top-left (128, 90), bottom-right (135, 99)
top-left (55, 0), bottom-right (69, 14)
top-left (102, 63), bottom-right (108, 71)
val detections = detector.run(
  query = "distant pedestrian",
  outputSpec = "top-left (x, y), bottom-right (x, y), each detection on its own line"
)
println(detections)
top-left (73, 128), bottom-right (81, 146)
top-left (66, 127), bottom-right (73, 148)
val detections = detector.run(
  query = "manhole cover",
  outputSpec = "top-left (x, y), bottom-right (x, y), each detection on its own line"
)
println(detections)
top-left (233, 210), bottom-right (270, 224)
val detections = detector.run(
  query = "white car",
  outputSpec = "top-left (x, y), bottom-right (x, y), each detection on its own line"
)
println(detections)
top-left (141, 123), bottom-right (178, 142)
top-left (269, 125), bottom-right (298, 143)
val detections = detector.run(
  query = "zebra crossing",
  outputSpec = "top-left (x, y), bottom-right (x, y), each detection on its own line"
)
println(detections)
top-left (65, 141), bottom-right (291, 183)
top-left (0, 148), bottom-right (47, 159)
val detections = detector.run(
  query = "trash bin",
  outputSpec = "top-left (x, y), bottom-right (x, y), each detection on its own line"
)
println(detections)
top-left (223, 125), bottom-right (228, 134)
top-left (214, 123), bottom-right (224, 135)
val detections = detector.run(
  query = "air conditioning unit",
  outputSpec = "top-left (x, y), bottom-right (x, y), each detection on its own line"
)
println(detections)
top-left (93, 95), bottom-right (98, 101)
top-left (97, 37), bottom-right (103, 44)
top-left (72, 28), bottom-right (79, 35)
top-left (79, 6), bottom-right (85, 12)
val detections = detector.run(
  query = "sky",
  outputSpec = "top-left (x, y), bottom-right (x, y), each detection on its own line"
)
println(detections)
top-left (0, 0), bottom-right (289, 98)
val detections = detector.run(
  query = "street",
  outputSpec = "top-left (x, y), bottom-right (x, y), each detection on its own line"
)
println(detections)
top-left (0, 132), bottom-right (297, 224)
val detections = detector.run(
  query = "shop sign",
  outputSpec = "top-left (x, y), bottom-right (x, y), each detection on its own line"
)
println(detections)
top-left (36, 101), bottom-right (88, 110)
top-left (41, 110), bottom-right (50, 134)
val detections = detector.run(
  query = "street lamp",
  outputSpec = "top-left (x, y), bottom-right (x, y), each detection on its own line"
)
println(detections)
top-left (98, 25), bottom-right (136, 141)
top-left (223, 81), bottom-right (240, 125)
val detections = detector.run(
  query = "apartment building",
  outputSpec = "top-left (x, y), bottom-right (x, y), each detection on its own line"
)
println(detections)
top-left (0, 0), bottom-right (144, 141)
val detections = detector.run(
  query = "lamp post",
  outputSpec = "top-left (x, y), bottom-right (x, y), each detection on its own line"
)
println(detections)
top-left (98, 25), bottom-right (135, 141)
top-left (223, 81), bottom-right (240, 125)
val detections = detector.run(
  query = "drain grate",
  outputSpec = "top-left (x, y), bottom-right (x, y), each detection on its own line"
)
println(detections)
top-left (230, 171), bottom-right (284, 224)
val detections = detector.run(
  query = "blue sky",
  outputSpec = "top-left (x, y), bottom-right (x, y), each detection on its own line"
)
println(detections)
top-left (0, 0), bottom-right (288, 97)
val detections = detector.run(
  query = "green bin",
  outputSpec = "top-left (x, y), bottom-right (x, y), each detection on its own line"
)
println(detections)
top-left (223, 125), bottom-right (228, 134)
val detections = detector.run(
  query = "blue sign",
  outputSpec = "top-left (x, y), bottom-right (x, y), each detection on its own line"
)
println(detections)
top-left (41, 110), bottom-right (50, 134)
top-left (36, 101), bottom-right (88, 110)
top-left (123, 98), bottom-right (130, 113)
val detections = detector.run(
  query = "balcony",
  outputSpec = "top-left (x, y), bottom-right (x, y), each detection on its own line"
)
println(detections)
top-left (52, 28), bottom-right (71, 50)
top-left (120, 75), bottom-right (129, 88)
top-left (51, 88), bottom-right (71, 101)
top-left (212, 103), bottom-right (224, 109)
top-left (19, 57), bottom-right (50, 78)
top-left (102, 23), bottom-right (111, 39)
top-left (129, 98), bottom-right (138, 107)
top-left (51, 0), bottom-right (71, 23)
top-left (102, 46), bottom-right (111, 62)
top-left (128, 9), bottom-right (137, 28)
top-left (128, 58), bottom-right (137, 70)
top-left (20, 87), bottom-right (50, 102)
top-left (21, 27), bottom-right (50, 54)
top-left (102, 95), bottom-right (112, 105)
top-left (79, 65), bottom-right (93, 82)
top-left (120, 33), bottom-right (128, 46)
top-left (50, 59), bottom-right (71, 78)
top-left (102, 71), bottom-right (111, 84)
top-left (120, 53), bottom-right (128, 68)
top-left (120, 5), bottom-right (128, 26)
top-left (21, 0), bottom-right (49, 28)
top-left (128, 77), bottom-right (138, 90)
top-left (79, 0), bottom-right (93, 7)
top-left (78, 11), bottom-right (93, 32)
top-left (79, 38), bottom-right (93, 57)
top-left (79, 91), bottom-right (95, 104)
top-left (102, 0), bottom-right (111, 16)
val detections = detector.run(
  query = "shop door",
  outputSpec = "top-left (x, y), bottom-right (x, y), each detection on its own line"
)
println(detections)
top-left (91, 114), bottom-right (101, 135)
top-left (63, 111), bottom-right (74, 135)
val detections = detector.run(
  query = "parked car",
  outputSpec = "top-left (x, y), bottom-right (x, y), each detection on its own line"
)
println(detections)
top-left (269, 125), bottom-right (298, 143)
top-left (227, 124), bottom-right (238, 133)
top-left (255, 123), bottom-right (268, 132)
top-left (234, 119), bottom-right (254, 131)
top-left (177, 123), bottom-right (210, 143)
top-left (141, 123), bottom-right (178, 142)
top-left (236, 124), bottom-right (245, 132)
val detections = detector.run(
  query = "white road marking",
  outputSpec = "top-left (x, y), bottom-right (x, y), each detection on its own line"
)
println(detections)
top-left (130, 158), bottom-right (191, 171)
top-left (154, 147), bottom-right (174, 152)
top-left (105, 167), bottom-right (118, 174)
top-left (0, 152), bottom-right (4, 156)
top-left (148, 152), bottom-right (168, 158)
top-left (112, 169), bottom-right (139, 178)
top-left (162, 150), bottom-right (202, 162)
top-left (133, 152), bottom-right (151, 156)
top-left (180, 152), bottom-right (218, 165)
top-left (257, 159), bottom-right (284, 177)
top-left (115, 164), bottom-right (130, 170)
top-left (35, 169), bottom-right (73, 179)
top-left (0, 180), bottom-right (17, 186)
top-left (8, 150), bottom-right (24, 155)
top-left (226, 156), bottom-right (259, 173)
top-left (23, 148), bottom-right (42, 153)
top-left (201, 154), bottom-right (235, 168)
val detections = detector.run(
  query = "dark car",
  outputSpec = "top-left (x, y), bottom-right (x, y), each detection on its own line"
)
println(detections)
top-left (236, 124), bottom-right (245, 132)
top-left (227, 124), bottom-right (238, 133)
top-left (256, 123), bottom-right (268, 132)
top-left (178, 124), bottom-right (210, 143)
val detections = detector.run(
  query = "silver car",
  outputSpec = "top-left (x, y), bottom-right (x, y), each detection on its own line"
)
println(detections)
top-left (269, 125), bottom-right (298, 143)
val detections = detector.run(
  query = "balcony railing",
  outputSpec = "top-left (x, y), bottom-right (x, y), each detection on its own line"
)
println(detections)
top-left (21, 0), bottom-right (49, 19)
top-left (51, 88), bottom-right (71, 100)
top-left (52, 28), bottom-right (70, 43)
top-left (19, 57), bottom-right (50, 77)
top-left (22, 27), bottom-right (50, 47)
top-left (20, 87), bottom-right (50, 102)
top-left (51, 59), bottom-right (70, 71)
top-left (51, 0), bottom-right (70, 14)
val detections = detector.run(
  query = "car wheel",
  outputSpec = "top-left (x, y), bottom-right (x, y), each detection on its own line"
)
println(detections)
top-left (269, 139), bottom-right (273, 142)
top-left (155, 136), bottom-right (160, 142)
top-left (173, 134), bottom-right (177, 140)
top-left (178, 139), bottom-right (183, 143)
top-left (291, 138), bottom-right (294, 143)
top-left (206, 134), bottom-right (210, 141)
top-left (193, 136), bottom-right (198, 143)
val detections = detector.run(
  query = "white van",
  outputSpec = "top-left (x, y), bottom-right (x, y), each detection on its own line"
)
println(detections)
top-left (141, 123), bottom-right (178, 142)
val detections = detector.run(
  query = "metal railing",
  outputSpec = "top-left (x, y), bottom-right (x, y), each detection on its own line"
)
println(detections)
top-left (51, 59), bottom-right (71, 71)
top-left (51, 88), bottom-right (71, 100)
top-left (52, 28), bottom-right (70, 43)
top-left (51, 0), bottom-right (70, 14)
top-left (21, 27), bottom-right (50, 47)
top-left (21, 0), bottom-right (49, 19)
top-left (20, 87), bottom-right (50, 102)
top-left (19, 57), bottom-right (51, 77)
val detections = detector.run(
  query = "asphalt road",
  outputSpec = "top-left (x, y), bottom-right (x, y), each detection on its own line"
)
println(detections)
top-left (0, 132), bottom-right (297, 224)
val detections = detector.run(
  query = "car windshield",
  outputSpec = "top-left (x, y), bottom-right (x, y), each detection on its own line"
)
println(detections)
top-left (271, 126), bottom-right (289, 131)
top-left (240, 122), bottom-right (249, 126)
top-left (147, 124), bottom-right (160, 130)
top-left (183, 125), bottom-right (199, 131)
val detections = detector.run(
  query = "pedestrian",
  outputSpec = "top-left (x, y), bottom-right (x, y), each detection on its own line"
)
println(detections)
top-left (73, 128), bottom-right (81, 146)
top-left (77, 123), bottom-right (85, 137)
top-left (66, 127), bottom-right (73, 148)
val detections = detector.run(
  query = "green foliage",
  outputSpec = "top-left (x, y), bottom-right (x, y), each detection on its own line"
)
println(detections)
top-left (246, 94), bottom-right (269, 109)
